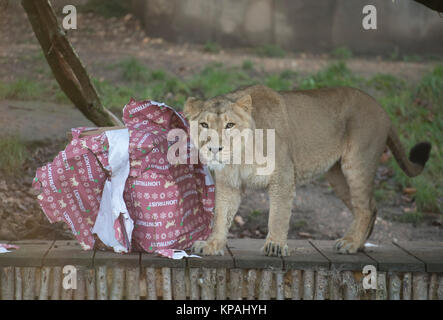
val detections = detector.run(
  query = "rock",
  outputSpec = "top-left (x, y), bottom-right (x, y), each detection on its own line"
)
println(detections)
top-left (403, 187), bottom-right (417, 195)
top-left (298, 232), bottom-right (312, 238)
top-left (234, 215), bottom-right (245, 226)
top-left (380, 151), bottom-right (391, 163)
top-left (401, 195), bottom-right (413, 203)
top-left (123, 14), bottom-right (133, 22)
top-left (0, 180), bottom-right (7, 191)
top-left (403, 206), bottom-right (416, 213)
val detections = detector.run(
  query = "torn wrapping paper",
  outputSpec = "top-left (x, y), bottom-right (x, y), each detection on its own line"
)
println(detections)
top-left (33, 127), bottom-right (115, 251)
top-left (156, 249), bottom-right (201, 260)
top-left (122, 99), bottom-right (215, 253)
top-left (33, 99), bottom-right (215, 256)
top-left (364, 242), bottom-right (379, 248)
top-left (0, 244), bottom-right (19, 254)
top-left (92, 128), bottom-right (133, 253)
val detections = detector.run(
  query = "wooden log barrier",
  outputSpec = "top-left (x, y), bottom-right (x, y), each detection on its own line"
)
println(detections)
top-left (0, 239), bottom-right (442, 300)
top-left (216, 268), bottom-right (227, 300)
top-left (189, 268), bottom-right (200, 300)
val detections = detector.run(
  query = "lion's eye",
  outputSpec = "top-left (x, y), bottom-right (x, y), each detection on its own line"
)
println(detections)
top-left (200, 122), bottom-right (209, 128)
top-left (225, 123), bottom-right (235, 129)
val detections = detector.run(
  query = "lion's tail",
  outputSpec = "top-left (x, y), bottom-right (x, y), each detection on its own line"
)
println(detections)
top-left (386, 127), bottom-right (431, 177)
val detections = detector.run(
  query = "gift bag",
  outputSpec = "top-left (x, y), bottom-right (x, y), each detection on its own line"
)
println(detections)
top-left (33, 99), bottom-right (215, 255)
top-left (33, 127), bottom-right (129, 251)
top-left (122, 99), bottom-right (215, 253)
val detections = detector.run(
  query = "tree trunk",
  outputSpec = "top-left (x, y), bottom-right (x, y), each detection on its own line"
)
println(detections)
top-left (21, 0), bottom-right (123, 127)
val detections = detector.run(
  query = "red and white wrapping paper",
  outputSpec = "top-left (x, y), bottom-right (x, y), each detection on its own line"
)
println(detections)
top-left (33, 99), bottom-right (215, 255)
top-left (0, 244), bottom-right (19, 254)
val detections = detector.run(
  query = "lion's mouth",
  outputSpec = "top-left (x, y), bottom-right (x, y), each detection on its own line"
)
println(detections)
top-left (207, 161), bottom-right (225, 171)
top-left (198, 147), bottom-right (232, 170)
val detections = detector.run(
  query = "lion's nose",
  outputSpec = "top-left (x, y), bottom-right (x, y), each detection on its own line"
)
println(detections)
top-left (208, 146), bottom-right (223, 153)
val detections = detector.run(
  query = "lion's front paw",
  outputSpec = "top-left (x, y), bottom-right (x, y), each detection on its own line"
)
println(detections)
top-left (191, 239), bottom-right (225, 256)
top-left (261, 240), bottom-right (289, 257)
top-left (334, 237), bottom-right (363, 254)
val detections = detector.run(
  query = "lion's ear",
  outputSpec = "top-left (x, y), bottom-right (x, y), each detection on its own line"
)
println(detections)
top-left (235, 95), bottom-right (253, 113)
top-left (184, 97), bottom-right (203, 118)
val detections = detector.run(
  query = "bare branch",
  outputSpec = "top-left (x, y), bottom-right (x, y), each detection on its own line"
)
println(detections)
top-left (21, 0), bottom-right (123, 127)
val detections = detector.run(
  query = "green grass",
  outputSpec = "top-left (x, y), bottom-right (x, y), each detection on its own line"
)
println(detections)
top-left (27, 52), bottom-right (46, 63)
top-left (53, 89), bottom-right (70, 104)
top-left (188, 63), bottom-right (255, 99)
top-left (150, 69), bottom-right (167, 81)
top-left (403, 55), bottom-right (423, 63)
top-left (203, 41), bottom-right (220, 54)
top-left (393, 211), bottom-right (424, 225)
top-left (293, 220), bottom-right (307, 229)
top-left (386, 48), bottom-right (427, 63)
top-left (251, 210), bottom-right (261, 216)
top-left (331, 46), bottom-right (353, 60)
top-left (255, 44), bottom-right (286, 58)
top-left (248, 210), bottom-right (262, 221)
top-left (374, 66), bottom-right (443, 214)
top-left (299, 62), bottom-right (363, 89)
top-left (0, 78), bottom-right (70, 103)
top-left (98, 58), bottom-right (194, 110)
top-left (242, 60), bottom-right (254, 71)
top-left (79, 0), bottom-right (130, 18)
top-left (0, 136), bottom-right (30, 176)
top-left (389, 47), bottom-right (401, 61)
top-left (265, 70), bottom-right (295, 91)
top-left (374, 187), bottom-right (396, 203)
top-left (0, 79), bottom-right (47, 100)
top-left (96, 60), bottom-right (193, 112)
top-left (94, 78), bottom-right (138, 112)
top-left (367, 74), bottom-right (406, 93)
top-left (416, 65), bottom-right (443, 105)
top-left (116, 57), bottom-right (150, 83)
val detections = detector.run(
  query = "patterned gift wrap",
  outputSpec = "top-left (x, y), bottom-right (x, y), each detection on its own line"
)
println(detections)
top-left (33, 99), bottom-right (215, 255)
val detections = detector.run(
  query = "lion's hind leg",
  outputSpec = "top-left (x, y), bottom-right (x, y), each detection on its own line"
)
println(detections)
top-left (326, 161), bottom-right (361, 248)
top-left (326, 161), bottom-right (352, 211)
top-left (334, 140), bottom-right (386, 253)
top-left (332, 106), bottom-right (390, 254)
top-left (335, 162), bottom-right (378, 254)
top-left (326, 160), bottom-right (379, 247)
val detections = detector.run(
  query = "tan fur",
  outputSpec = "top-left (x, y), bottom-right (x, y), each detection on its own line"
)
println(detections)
top-left (184, 85), bottom-right (429, 256)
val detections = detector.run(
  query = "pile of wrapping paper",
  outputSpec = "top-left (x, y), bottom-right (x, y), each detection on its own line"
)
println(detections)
top-left (32, 99), bottom-right (215, 257)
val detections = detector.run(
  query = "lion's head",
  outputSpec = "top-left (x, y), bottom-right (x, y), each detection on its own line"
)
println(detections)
top-left (183, 94), bottom-right (255, 170)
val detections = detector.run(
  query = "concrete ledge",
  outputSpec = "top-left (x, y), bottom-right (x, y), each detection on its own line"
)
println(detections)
top-left (131, 0), bottom-right (443, 54)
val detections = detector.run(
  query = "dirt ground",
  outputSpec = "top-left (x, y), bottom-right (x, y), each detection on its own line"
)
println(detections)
top-left (0, 7), bottom-right (442, 244)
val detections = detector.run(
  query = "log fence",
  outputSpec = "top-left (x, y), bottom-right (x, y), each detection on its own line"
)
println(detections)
top-left (1, 239), bottom-right (442, 300)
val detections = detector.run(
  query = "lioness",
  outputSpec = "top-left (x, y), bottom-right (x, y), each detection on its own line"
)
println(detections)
top-left (184, 85), bottom-right (431, 256)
